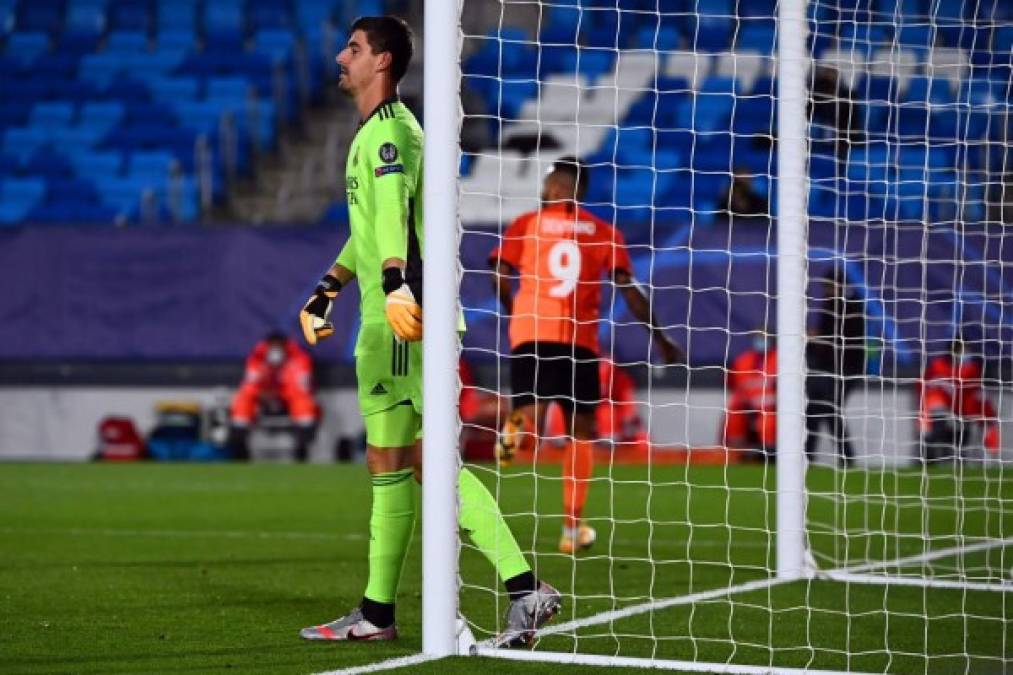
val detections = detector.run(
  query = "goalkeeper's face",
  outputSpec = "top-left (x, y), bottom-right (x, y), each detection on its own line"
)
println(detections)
top-left (336, 30), bottom-right (380, 96)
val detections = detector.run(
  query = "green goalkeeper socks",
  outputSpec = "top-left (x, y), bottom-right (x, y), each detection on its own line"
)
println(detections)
top-left (458, 467), bottom-right (532, 583)
top-left (363, 468), bottom-right (417, 606)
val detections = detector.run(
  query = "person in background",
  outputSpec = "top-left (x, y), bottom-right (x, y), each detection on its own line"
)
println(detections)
top-left (723, 329), bottom-right (777, 461)
top-left (229, 331), bottom-right (319, 462)
top-left (805, 266), bottom-right (865, 467)
top-left (918, 336), bottom-right (1000, 463)
top-left (720, 166), bottom-right (768, 219)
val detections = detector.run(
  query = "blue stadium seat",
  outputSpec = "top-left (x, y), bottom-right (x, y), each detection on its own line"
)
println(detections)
top-left (249, 0), bottom-right (291, 31)
top-left (552, 48), bottom-right (614, 81)
top-left (540, 5), bottom-right (580, 45)
top-left (736, 20), bottom-right (776, 53)
top-left (993, 25), bottom-right (1013, 54)
top-left (122, 101), bottom-right (176, 127)
top-left (158, 2), bottom-right (197, 32)
top-left (731, 97), bottom-right (773, 135)
top-left (896, 24), bottom-right (934, 55)
top-left (147, 76), bottom-right (201, 102)
top-left (105, 30), bottom-right (149, 53)
top-left (69, 149), bottom-right (124, 177)
top-left (22, 148), bottom-right (73, 177)
top-left (108, 0), bottom-right (151, 32)
top-left (4, 32), bottom-right (51, 65)
top-left (203, 1), bottom-right (245, 49)
top-left (3, 126), bottom-right (50, 160)
top-left (629, 24), bottom-right (681, 51)
top-left (808, 181), bottom-right (838, 218)
top-left (51, 124), bottom-right (108, 151)
top-left (739, 0), bottom-right (777, 18)
top-left (0, 177), bottom-right (47, 224)
top-left (63, 3), bottom-right (107, 41)
top-left (31, 52), bottom-right (80, 79)
top-left (171, 100), bottom-right (225, 133)
top-left (293, 0), bottom-right (332, 31)
top-left (206, 76), bottom-right (252, 102)
top-left (97, 76), bottom-right (149, 102)
top-left (693, 133), bottom-right (734, 172)
top-left (129, 150), bottom-right (178, 183)
top-left (252, 28), bottom-right (297, 60)
top-left (79, 52), bottom-right (127, 86)
top-left (95, 175), bottom-right (148, 219)
top-left (0, 0), bottom-right (15, 38)
top-left (46, 177), bottom-right (100, 204)
top-left (624, 88), bottom-right (689, 128)
top-left (0, 101), bottom-right (32, 129)
top-left (156, 28), bottom-right (198, 51)
top-left (120, 50), bottom-right (186, 78)
top-left (685, 2), bottom-right (735, 53)
top-left (29, 101), bottom-right (76, 128)
top-left (676, 80), bottom-right (736, 133)
top-left (16, 2), bottom-right (64, 35)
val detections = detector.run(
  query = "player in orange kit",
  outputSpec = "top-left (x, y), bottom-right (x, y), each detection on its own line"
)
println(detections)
top-left (490, 156), bottom-right (682, 554)
top-left (229, 332), bottom-right (319, 461)
top-left (918, 337), bottom-right (1000, 463)
top-left (722, 331), bottom-right (777, 462)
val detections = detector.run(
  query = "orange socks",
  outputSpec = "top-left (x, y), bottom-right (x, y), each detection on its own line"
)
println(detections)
top-left (562, 439), bottom-right (594, 529)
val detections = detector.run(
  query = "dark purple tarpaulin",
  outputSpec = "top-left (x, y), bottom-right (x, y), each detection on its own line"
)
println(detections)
top-left (1, 221), bottom-right (1010, 367)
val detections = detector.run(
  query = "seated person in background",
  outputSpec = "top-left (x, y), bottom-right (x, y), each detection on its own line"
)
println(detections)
top-left (918, 337), bottom-right (1000, 463)
top-left (543, 359), bottom-right (647, 451)
top-left (229, 332), bottom-right (319, 461)
top-left (720, 166), bottom-right (768, 219)
top-left (722, 330), bottom-right (777, 461)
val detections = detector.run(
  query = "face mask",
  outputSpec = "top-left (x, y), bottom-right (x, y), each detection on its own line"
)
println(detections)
top-left (266, 346), bottom-right (285, 366)
top-left (753, 336), bottom-right (768, 351)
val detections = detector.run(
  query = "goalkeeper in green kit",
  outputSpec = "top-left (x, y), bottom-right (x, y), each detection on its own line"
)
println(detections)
top-left (298, 16), bottom-right (560, 647)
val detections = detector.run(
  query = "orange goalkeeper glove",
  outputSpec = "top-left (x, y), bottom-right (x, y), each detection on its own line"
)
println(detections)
top-left (383, 268), bottom-right (423, 342)
top-left (300, 274), bottom-right (341, 345)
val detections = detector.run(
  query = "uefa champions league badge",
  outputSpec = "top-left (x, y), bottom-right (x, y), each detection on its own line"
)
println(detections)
top-left (379, 142), bottom-right (399, 163)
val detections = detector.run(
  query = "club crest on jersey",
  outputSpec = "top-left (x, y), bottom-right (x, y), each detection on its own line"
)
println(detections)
top-left (379, 142), bottom-right (398, 163)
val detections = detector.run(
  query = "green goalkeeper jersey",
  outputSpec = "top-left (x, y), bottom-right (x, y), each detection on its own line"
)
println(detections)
top-left (336, 97), bottom-right (424, 326)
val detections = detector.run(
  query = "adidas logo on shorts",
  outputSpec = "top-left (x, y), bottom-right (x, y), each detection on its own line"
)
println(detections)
top-left (370, 383), bottom-right (388, 395)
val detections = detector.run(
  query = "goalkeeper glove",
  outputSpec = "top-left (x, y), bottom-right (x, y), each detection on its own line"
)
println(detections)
top-left (300, 274), bottom-right (341, 346)
top-left (383, 267), bottom-right (422, 342)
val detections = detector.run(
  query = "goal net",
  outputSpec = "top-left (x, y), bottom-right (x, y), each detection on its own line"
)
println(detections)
top-left (426, 0), bottom-right (1013, 671)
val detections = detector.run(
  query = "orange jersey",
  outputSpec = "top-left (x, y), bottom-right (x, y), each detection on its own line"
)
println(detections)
top-left (491, 204), bottom-right (633, 355)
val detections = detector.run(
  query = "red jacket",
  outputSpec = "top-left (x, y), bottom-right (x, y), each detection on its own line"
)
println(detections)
top-left (723, 348), bottom-right (777, 449)
top-left (231, 338), bottom-right (318, 425)
top-left (918, 355), bottom-right (999, 451)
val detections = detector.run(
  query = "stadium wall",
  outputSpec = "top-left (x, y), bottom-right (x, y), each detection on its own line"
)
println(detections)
top-left (2, 385), bottom-right (1010, 464)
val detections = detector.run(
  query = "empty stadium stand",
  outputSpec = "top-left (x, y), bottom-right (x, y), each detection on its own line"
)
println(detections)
top-left (0, 0), bottom-right (390, 225)
top-left (458, 0), bottom-right (1012, 226)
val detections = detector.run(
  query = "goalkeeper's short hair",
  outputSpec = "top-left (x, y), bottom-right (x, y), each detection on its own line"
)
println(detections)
top-left (351, 15), bottom-right (414, 84)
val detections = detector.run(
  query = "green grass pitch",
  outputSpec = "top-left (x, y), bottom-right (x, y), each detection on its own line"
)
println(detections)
top-left (1, 462), bottom-right (1010, 674)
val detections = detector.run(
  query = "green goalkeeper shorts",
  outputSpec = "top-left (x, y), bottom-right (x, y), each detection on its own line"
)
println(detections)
top-left (364, 402), bottom-right (422, 448)
top-left (355, 322), bottom-right (422, 445)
